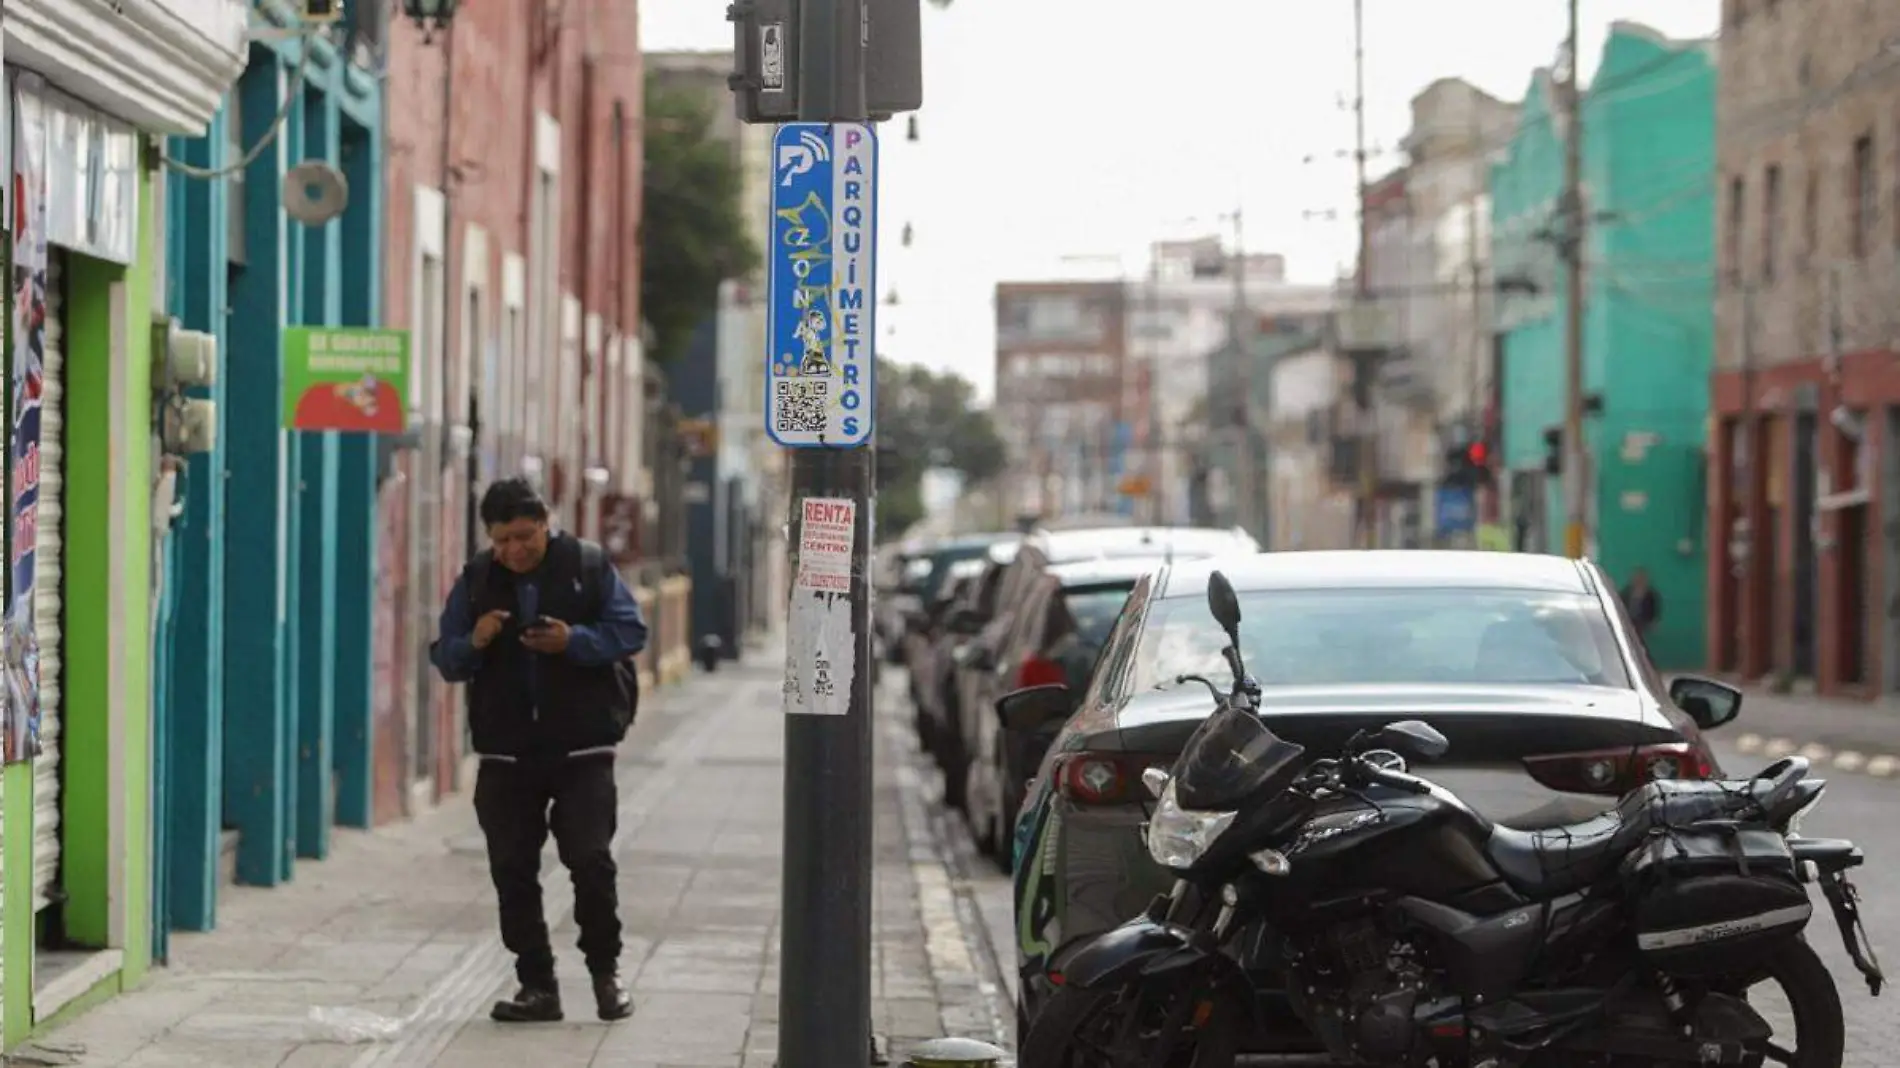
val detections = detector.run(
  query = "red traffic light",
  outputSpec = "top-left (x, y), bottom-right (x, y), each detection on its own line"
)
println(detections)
top-left (1466, 441), bottom-right (1489, 467)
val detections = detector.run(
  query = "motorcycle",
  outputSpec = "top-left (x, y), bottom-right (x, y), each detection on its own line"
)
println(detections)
top-left (1018, 569), bottom-right (1885, 1068)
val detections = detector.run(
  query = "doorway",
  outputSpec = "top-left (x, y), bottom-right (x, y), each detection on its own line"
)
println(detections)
top-left (1885, 407), bottom-right (1900, 694)
top-left (1792, 412), bottom-right (1818, 680)
top-left (1838, 501), bottom-right (1867, 686)
top-left (1717, 418), bottom-right (1742, 673)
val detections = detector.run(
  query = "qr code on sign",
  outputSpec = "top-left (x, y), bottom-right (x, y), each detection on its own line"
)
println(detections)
top-left (775, 379), bottom-right (829, 435)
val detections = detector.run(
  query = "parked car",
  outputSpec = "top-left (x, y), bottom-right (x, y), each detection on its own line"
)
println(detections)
top-left (1003, 549), bottom-right (1739, 1048)
top-left (912, 543), bottom-right (1021, 785)
top-left (960, 555), bottom-right (1168, 865)
top-left (941, 525), bottom-right (1260, 849)
top-left (891, 532), bottom-right (1020, 683)
top-left (909, 555), bottom-right (990, 761)
top-left (874, 545), bottom-right (922, 663)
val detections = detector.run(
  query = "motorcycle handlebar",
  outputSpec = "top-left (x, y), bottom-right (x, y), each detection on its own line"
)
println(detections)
top-left (1332, 756), bottom-right (1433, 796)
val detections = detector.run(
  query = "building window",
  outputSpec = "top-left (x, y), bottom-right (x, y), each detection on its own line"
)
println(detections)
top-left (1853, 133), bottom-right (1876, 258)
top-left (1803, 170), bottom-right (1819, 265)
top-left (1726, 175), bottom-right (1745, 286)
top-left (1763, 164), bottom-right (1781, 283)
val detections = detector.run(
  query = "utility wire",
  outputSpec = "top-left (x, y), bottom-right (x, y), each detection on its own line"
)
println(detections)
top-left (160, 17), bottom-right (334, 180)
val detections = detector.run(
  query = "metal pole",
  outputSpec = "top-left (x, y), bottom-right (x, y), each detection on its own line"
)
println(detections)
top-left (1229, 209), bottom-right (1257, 539)
top-left (1560, 0), bottom-right (1587, 559)
top-left (1146, 256), bottom-right (1164, 524)
top-left (1352, 0), bottom-right (1378, 549)
top-left (778, 0), bottom-right (874, 1062)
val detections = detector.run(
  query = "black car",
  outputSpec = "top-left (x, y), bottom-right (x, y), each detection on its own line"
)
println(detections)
top-left (941, 526), bottom-right (1260, 843)
top-left (1004, 550), bottom-right (1737, 1047)
top-left (960, 555), bottom-right (1170, 866)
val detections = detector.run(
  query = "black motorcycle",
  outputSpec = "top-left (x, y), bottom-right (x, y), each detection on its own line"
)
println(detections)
top-left (1019, 570), bottom-right (1885, 1068)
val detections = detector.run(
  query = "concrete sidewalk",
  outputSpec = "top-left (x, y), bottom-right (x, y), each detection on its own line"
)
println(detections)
top-left (25, 646), bottom-right (1008, 1067)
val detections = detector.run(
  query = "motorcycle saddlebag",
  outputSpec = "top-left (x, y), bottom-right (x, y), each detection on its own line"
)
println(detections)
top-left (1621, 822), bottom-right (1812, 978)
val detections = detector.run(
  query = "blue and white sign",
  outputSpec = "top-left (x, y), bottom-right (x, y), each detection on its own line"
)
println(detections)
top-left (1434, 484), bottom-right (1476, 538)
top-left (766, 122), bottom-right (879, 447)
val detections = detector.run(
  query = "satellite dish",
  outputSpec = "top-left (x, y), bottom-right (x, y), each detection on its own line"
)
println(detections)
top-left (283, 161), bottom-right (349, 226)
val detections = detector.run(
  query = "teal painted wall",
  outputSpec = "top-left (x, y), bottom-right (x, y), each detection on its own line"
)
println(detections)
top-left (1492, 27), bottom-right (1716, 670)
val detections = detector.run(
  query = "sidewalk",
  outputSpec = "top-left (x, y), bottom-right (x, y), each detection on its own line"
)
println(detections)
top-left (23, 645), bottom-right (1008, 1067)
top-left (1728, 687), bottom-right (1900, 775)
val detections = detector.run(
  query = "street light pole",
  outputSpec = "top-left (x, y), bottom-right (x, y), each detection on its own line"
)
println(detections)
top-left (1559, 0), bottom-right (1588, 559)
top-left (1351, 0), bottom-right (1379, 550)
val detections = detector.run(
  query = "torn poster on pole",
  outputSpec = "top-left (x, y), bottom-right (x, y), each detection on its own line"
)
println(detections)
top-left (784, 497), bottom-right (856, 716)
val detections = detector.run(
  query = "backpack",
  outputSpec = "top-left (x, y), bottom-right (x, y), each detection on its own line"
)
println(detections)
top-left (466, 539), bottom-right (640, 735)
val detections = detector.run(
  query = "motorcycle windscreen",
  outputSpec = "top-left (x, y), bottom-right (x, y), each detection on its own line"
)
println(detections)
top-left (1171, 704), bottom-right (1306, 811)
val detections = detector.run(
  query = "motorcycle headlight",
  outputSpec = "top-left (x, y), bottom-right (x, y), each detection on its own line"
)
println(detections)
top-left (1145, 781), bottom-right (1238, 870)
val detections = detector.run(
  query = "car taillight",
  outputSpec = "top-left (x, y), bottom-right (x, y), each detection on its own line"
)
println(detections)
top-left (1522, 742), bottom-right (1712, 797)
top-left (1057, 752), bottom-right (1163, 806)
top-left (1016, 655), bottom-right (1066, 689)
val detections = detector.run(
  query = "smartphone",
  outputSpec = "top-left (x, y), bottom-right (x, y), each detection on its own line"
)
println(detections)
top-left (524, 615), bottom-right (556, 634)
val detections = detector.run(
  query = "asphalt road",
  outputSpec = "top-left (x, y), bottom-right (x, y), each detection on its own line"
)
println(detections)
top-left (1707, 735), bottom-right (1900, 1066)
top-left (913, 701), bottom-right (1900, 1063)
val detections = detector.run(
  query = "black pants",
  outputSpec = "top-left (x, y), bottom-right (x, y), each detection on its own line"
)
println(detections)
top-left (474, 754), bottom-right (622, 987)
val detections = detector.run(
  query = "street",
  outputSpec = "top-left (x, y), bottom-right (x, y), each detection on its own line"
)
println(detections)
top-left (1705, 735), bottom-right (1900, 1066)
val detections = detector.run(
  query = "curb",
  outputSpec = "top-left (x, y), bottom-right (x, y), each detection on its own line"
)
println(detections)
top-left (1733, 732), bottom-right (1900, 778)
top-left (884, 682), bottom-right (1017, 1061)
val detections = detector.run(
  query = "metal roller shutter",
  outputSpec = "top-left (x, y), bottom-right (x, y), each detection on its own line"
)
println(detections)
top-left (33, 253), bottom-right (66, 913)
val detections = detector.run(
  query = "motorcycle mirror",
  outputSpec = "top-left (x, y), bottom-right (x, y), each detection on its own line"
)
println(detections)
top-left (1380, 720), bottom-right (1449, 760)
top-left (1206, 570), bottom-right (1242, 641)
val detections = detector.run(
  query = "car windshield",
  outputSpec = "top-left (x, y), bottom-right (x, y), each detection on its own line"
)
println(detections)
top-left (1129, 586), bottom-right (1632, 692)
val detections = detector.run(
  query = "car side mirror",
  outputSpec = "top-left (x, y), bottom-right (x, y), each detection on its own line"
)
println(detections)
top-left (1669, 675), bottom-right (1742, 731)
top-left (1378, 719), bottom-right (1450, 760)
top-left (997, 683), bottom-right (1075, 734)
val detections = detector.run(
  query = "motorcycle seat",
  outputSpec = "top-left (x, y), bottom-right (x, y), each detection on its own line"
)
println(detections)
top-left (1485, 778), bottom-right (1768, 898)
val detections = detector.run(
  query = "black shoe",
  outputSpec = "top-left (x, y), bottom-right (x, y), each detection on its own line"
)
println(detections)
top-left (491, 985), bottom-right (564, 1023)
top-left (592, 973), bottom-right (634, 1021)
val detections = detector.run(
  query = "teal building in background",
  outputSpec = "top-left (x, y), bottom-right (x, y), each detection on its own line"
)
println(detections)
top-left (1490, 22), bottom-right (1717, 671)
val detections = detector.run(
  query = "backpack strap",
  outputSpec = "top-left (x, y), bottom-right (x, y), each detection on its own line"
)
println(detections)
top-left (465, 548), bottom-right (494, 596)
top-left (578, 539), bottom-right (608, 614)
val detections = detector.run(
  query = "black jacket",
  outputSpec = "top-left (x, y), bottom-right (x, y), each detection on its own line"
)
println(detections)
top-left (430, 534), bottom-right (647, 758)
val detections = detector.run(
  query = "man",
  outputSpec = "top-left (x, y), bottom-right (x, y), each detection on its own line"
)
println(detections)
top-left (1621, 566), bottom-right (1662, 649)
top-left (431, 478), bottom-right (647, 1024)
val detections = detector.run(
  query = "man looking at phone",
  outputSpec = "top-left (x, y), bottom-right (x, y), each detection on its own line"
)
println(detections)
top-left (430, 478), bottom-right (647, 1024)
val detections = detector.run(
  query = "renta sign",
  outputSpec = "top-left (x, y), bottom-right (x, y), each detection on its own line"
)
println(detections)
top-left (5, 0), bottom-right (247, 135)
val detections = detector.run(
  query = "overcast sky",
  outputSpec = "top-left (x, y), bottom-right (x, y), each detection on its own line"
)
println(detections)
top-left (640, 1), bottom-right (1720, 401)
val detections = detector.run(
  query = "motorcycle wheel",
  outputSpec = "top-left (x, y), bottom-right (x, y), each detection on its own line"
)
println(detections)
top-left (1017, 982), bottom-right (1247, 1068)
top-left (1717, 937), bottom-right (1845, 1068)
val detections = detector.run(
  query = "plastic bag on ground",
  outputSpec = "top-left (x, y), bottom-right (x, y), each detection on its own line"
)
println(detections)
top-left (306, 1004), bottom-right (408, 1044)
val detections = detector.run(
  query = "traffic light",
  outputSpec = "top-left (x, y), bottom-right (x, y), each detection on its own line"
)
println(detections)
top-left (1442, 439), bottom-right (1494, 489)
top-left (1542, 426), bottom-right (1563, 475)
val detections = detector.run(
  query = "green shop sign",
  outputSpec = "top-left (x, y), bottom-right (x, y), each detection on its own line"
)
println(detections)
top-left (281, 326), bottom-right (411, 433)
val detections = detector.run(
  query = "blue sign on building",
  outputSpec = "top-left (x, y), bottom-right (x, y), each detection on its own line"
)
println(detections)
top-left (766, 122), bottom-right (879, 447)
top-left (1435, 484), bottom-right (1476, 538)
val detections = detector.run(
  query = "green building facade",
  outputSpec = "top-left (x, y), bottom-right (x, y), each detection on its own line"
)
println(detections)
top-left (1490, 22), bottom-right (1717, 670)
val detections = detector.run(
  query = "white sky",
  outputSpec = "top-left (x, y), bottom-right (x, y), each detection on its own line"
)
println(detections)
top-left (641, 1), bottom-right (1720, 401)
